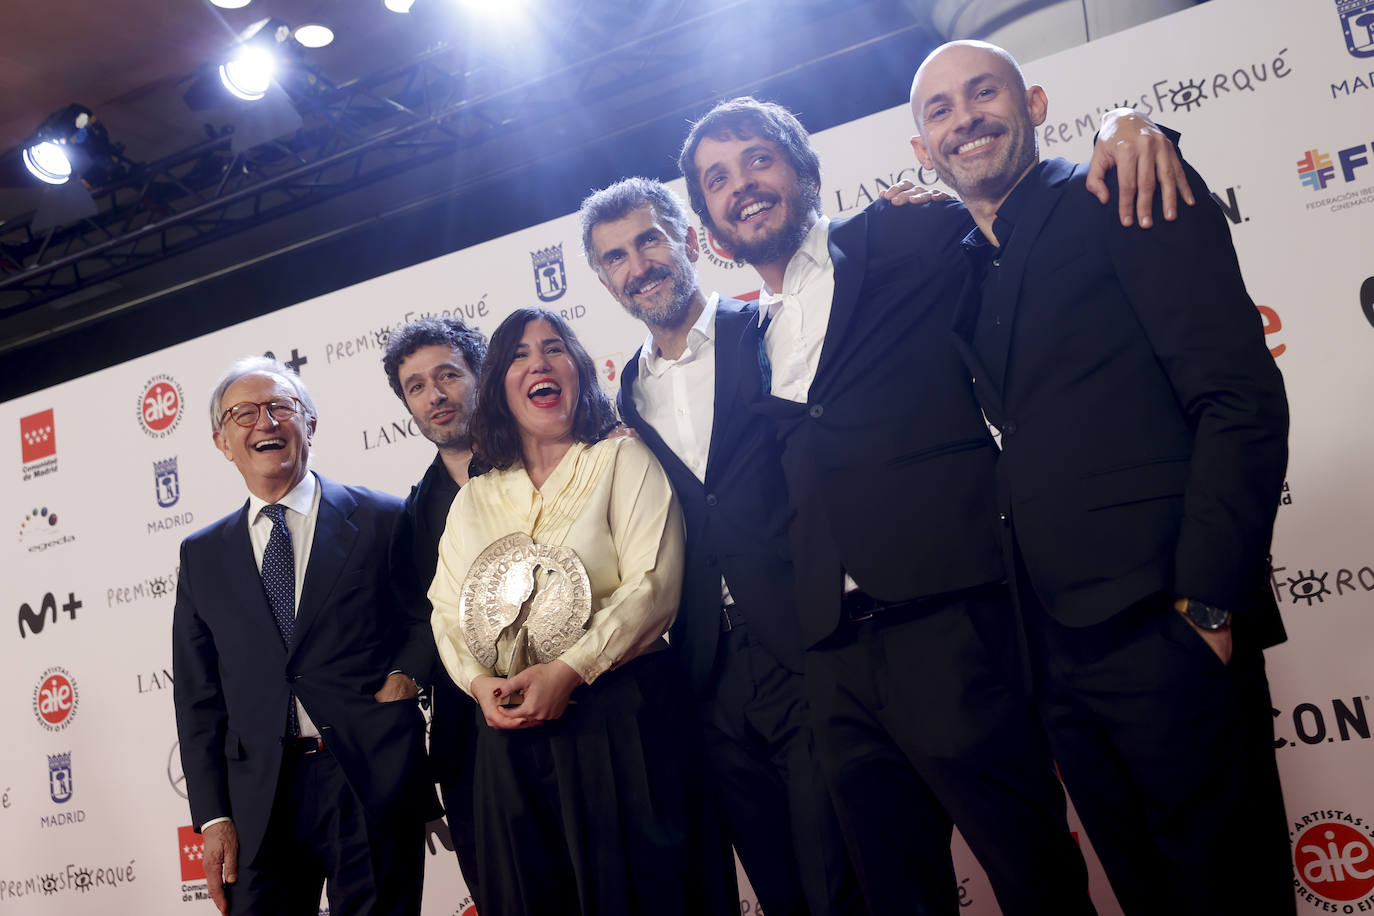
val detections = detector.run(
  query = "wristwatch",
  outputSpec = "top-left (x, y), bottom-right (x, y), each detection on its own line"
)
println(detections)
top-left (1181, 598), bottom-right (1232, 631)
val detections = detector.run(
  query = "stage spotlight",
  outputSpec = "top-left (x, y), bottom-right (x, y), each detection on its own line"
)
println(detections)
top-left (293, 24), bottom-right (334, 48)
top-left (219, 45), bottom-right (276, 101)
top-left (209, 0), bottom-right (253, 7)
top-left (22, 141), bottom-right (73, 185)
top-left (384, 0), bottom-right (416, 12)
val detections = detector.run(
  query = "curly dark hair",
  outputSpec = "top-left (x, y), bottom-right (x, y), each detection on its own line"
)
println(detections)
top-left (381, 317), bottom-right (488, 402)
top-left (677, 96), bottom-right (823, 232)
top-left (469, 308), bottom-right (618, 471)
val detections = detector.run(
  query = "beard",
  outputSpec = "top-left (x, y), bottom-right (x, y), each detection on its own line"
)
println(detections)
top-left (712, 178), bottom-right (820, 267)
top-left (418, 413), bottom-right (472, 452)
top-left (617, 256), bottom-right (699, 331)
top-left (931, 118), bottom-right (1038, 204)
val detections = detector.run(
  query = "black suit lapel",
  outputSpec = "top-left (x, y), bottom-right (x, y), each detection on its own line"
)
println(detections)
top-left (619, 347), bottom-right (698, 488)
top-left (218, 502), bottom-right (286, 648)
top-left (706, 300), bottom-right (754, 481)
top-left (813, 212), bottom-right (867, 387)
top-left (983, 158), bottom-right (1079, 392)
top-left (293, 476), bottom-right (359, 653)
top-left (950, 255), bottom-right (1004, 422)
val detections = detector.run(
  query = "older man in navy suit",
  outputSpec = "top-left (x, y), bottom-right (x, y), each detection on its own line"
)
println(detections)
top-left (173, 355), bottom-right (437, 915)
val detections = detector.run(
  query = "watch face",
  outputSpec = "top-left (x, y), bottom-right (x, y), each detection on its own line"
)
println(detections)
top-left (1186, 600), bottom-right (1231, 630)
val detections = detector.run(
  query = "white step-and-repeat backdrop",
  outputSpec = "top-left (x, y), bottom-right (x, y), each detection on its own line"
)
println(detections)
top-left (4, 0), bottom-right (1372, 911)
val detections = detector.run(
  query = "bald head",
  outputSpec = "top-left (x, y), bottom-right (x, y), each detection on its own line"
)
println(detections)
top-left (907, 40), bottom-right (1047, 212)
top-left (910, 40), bottom-right (1028, 131)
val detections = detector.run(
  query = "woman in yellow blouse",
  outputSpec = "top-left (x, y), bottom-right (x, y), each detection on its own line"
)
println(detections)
top-left (428, 307), bottom-right (737, 916)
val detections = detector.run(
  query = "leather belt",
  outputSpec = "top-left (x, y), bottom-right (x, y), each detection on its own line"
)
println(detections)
top-left (286, 735), bottom-right (327, 755)
top-left (841, 589), bottom-right (927, 623)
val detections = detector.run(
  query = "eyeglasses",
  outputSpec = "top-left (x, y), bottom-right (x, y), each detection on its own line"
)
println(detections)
top-left (219, 396), bottom-right (307, 429)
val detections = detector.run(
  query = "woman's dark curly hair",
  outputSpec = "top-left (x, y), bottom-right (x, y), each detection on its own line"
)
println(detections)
top-left (469, 308), bottom-right (618, 471)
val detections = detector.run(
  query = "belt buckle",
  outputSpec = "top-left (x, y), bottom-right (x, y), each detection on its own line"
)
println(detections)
top-left (299, 736), bottom-right (325, 755)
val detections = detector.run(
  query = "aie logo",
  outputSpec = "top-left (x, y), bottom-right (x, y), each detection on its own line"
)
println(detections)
top-left (697, 223), bottom-right (742, 271)
top-left (154, 458), bottom-right (180, 508)
top-left (18, 591), bottom-right (83, 639)
top-left (532, 244), bottom-right (567, 302)
top-left (32, 666), bottom-right (78, 731)
top-left (1337, 0), bottom-right (1374, 58)
top-left (48, 752), bottom-right (72, 804)
top-left (1293, 813), bottom-right (1374, 908)
top-left (137, 374), bottom-right (185, 438)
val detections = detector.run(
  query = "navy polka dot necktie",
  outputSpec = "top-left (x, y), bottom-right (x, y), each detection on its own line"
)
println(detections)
top-left (260, 503), bottom-right (299, 736)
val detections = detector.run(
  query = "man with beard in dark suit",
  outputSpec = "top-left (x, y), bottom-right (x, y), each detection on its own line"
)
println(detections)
top-left (382, 317), bottom-right (488, 909)
top-left (909, 41), bottom-right (1291, 913)
top-left (678, 96), bottom-right (1187, 914)
top-left (578, 177), bottom-right (862, 916)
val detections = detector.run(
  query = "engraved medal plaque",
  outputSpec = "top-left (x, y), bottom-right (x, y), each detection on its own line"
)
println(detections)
top-left (459, 532), bottom-right (593, 675)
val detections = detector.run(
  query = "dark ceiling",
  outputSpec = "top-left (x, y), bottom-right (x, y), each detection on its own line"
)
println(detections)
top-left (0, 0), bottom-right (952, 401)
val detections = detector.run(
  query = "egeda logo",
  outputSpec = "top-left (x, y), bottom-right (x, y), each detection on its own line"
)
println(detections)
top-left (1337, 0), bottom-right (1374, 58)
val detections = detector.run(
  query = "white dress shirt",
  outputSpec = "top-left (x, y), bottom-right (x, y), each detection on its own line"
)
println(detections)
top-left (246, 470), bottom-right (322, 739)
top-left (755, 217), bottom-right (860, 594)
top-left (631, 293), bottom-right (734, 607)
top-left (430, 438), bottom-right (684, 693)
top-left (757, 215), bottom-right (833, 403)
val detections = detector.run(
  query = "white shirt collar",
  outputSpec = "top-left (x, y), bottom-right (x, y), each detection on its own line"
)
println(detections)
top-left (248, 469), bottom-right (317, 522)
top-left (638, 291), bottom-right (720, 378)
top-left (757, 215), bottom-right (831, 325)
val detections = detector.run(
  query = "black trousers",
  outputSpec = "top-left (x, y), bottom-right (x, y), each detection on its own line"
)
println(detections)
top-left (805, 586), bottom-right (1094, 916)
top-left (228, 747), bottom-right (424, 916)
top-left (430, 672), bottom-right (482, 907)
top-left (698, 608), bottom-right (865, 916)
top-left (1023, 583), bottom-right (1295, 915)
top-left (471, 650), bottom-right (739, 916)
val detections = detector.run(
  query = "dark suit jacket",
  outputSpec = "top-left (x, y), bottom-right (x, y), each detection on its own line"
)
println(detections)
top-left (173, 473), bottom-right (439, 867)
top-left (752, 201), bottom-right (1005, 649)
top-left (391, 453), bottom-right (472, 778)
top-left (951, 158), bottom-right (1288, 645)
top-left (619, 298), bottom-right (803, 694)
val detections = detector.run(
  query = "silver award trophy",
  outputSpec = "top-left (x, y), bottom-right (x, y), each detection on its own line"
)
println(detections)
top-left (459, 533), bottom-right (593, 707)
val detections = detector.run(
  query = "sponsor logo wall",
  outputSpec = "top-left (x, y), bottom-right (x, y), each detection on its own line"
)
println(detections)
top-left (0, 1), bottom-right (1369, 911)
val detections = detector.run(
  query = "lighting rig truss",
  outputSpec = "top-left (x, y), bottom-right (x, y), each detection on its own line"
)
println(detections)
top-left (0, 0), bottom-right (907, 316)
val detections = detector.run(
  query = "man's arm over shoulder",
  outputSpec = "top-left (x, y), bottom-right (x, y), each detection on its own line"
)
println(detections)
top-left (858, 196), bottom-right (974, 272)
top-left (1097, 159), bottom-right (1289, 610)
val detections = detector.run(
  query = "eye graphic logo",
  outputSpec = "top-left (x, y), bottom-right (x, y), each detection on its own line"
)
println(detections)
top-left (531, 244), bottom-right (568, 302)
top-left (1295, 819), bottom-right (1374, 904)
top-left (1167, 79), bottom-right (1207, 112)
top-left (1337, 0), bottom-right (1374, 58)
top-left (1287, 570), bottom-right (1332, 605)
